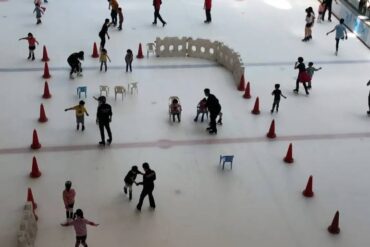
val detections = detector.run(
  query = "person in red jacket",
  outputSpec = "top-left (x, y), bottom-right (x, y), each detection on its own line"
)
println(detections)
top-left (204, 0), bottom-right (212, 23)
top-left (152, 0), bottom-right (166, 27)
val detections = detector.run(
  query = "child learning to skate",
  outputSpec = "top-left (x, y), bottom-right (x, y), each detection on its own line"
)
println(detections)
top-left (194, 98), bottom-right (208, 122)
top-left (33, 3), bottom-right (44, 24)
top-left (65, 100), bottom-right (89, 131)
top-left (118, 7), bottom-right (124, 30)
top-left (170, 98), bottom-right (182, 122)
top-left (62, 181), bottom-right (76, 223)
top-left (18, 33), bottom-right (39, 60)
top-left (306, 62), bottom-right (322, 89)
top-left (271, 84), bottom-right (287, 113)
top-left (61, 209), bottom-right (99, 247)
top-left (123, 166), bottom-right (142, 200)
top-left (125, 49), bottom-right (133, 72)
top-left (99, 48), bottom-right (111, 72)
top-left (317, 2), bottom-right (325, 23)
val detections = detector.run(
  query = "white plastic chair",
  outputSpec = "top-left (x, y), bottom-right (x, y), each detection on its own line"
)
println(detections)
top-left (146, 43), bottom-right (156, 58)
top-left (128, 82), bottom-right (138, 95)
top-left (114, 86), bottom-right (126, 101)
top-left (99, 85), bottom-right (109, 97)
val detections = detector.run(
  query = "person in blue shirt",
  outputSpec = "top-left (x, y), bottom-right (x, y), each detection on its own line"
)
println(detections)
top-left (326, 18), bottom-right (348, 56)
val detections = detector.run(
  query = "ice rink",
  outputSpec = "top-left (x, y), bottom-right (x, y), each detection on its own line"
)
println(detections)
top-left (0, 0), bottom-right (370, 246)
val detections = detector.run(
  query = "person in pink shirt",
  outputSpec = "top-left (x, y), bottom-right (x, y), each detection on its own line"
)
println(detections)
top-left (18, 33), bottom-right (39, 60)
top-left (204, 0), bottom-right (212, 23)
top-left (63, 181), bottom-right (76, 223)
top-left (61, 209), bottom-right (99, 247)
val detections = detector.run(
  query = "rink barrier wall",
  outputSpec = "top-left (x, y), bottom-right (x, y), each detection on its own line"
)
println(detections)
top-left (17, 202), bottom-right (38, 247)
top-left (155, 37), bottom-right (245, 86)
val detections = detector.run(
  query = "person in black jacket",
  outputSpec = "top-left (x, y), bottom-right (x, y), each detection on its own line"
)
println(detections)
top-left (67, 51), bottom-right (84, 79)
top-left (204, 88), bottom-right (221, 134)
top-left (96, 96), bottom-right (112, 145)
top-left (99, 19), bottom-right (111, 49)
top-left (136, 163), bottom-right (156, 211)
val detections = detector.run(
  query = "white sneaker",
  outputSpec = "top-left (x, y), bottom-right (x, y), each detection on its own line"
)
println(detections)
top-left (77, 72), bottom-right (83, 77)
top-left (70, 74), bottom-right (75, 79)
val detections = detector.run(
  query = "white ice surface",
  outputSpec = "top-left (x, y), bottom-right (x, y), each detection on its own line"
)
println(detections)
top-left (0, 0), bottom-right (370, 246)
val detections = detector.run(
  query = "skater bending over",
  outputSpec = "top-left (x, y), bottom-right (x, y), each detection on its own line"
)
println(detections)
top-left (271, 84), bottom-right (286, 113)
top-left (124, 166), bottom-right (142, 200)
top-left (67, 51), bottom-right (84, 79)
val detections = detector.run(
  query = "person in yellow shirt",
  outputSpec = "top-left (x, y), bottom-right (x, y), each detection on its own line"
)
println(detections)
top-left (65, 100), bottom-right (89, 131)
top-left (99, 48), bottom-right (111, 72)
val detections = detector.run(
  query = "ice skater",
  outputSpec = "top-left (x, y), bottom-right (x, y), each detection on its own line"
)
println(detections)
top-left (317, 2), bottom-right (325, 23)
top-left (293, 57), bottom-right (310, 95)
top-left (99, 19), bottom-right (111, 49)
top-left (96, 96), bottom-right (113, 145)
top-left (67, 51), bottom-right (84, 79)
top-left (302, 7), bottom-right (315, 41)
top-left (125, 49), bottom-right (133, 72)
top-left (108, 0), bottom-right (119, 26)
top-left (204, 0), bottom-right (212, 23)
top-left (326, 18), bottom-right (348, 56)
top-left (65, 100), bottom-right (89, 131)
top-left (169, 98), bottom-right (182, 122)
top-left (367, 80), bottom-right (370, 115)
top-left (118, 7), bottom-right (124, 30)
top-left (124, 166), bottom-right (142, 200)
top-left (62, 181), bottom-right (76, 223)
top-left (99, 48), bottom-right (111, 72)
top-left (204, 88), bottom-right (221, 134)
top-left (152, 0), bottom-right (166, 27)
top-left (61, 209), bottom-right (99, 247)
top-left (136, 163), bottom-right (156, 211)
top-left (33, 3), bottom-right (45, 24)
top-left (270, 84), bottom-right (286, 113)
top-left (306, 62), bottom-right (322, 89)
top-left (322, 0), bottom-right (338, 22)
top-left (194, 98), bottom-right (208, 122)
top-left (18, 33), bottom-right (39, 60)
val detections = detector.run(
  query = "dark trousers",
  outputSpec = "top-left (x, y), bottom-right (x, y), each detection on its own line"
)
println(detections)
top-left (99, 33), bottom-right (106, 49)
top-left (126, 62), bottom-right (132, 72)
top-left (172, 113), bottom-right (180, 122)
top-left (100, 61), bottom-right (107, 71)
top-left (209, 109), bottom-right (221, 131)
top-left (205, 9), bottom-right (211, 22)
top-left (99, 122), bottom-right (112, 142)
top-left (118, 21), bottom-right (123, 30)
top-left (271, 100), bottom-right (280, 112)
top-left (68, 61), bottom-right (79, 75)
top-left (154, 9), bottom-right (165, 24)
top-left (111, 10), bottom-right (117, 26)
top-left (322, 3), bottom-right (332, 20)
top-left (137, 186), bottom-right (155, 209)
top-left (295, 80), bottom-right (309, 94)
top-left (335, 38), bottom-right (340, 52)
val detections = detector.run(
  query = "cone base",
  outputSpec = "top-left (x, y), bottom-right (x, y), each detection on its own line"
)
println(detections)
top-left (266, 133), bottom-right (276, 138)
top-left (328, 226), bottom-right (340, 234)
top-left (302, 191), bottom-right (314, 197)
top-left (284, 157), bottom-right (294, 163)
top-left (31, 144), bottom-right (41, 150)
top-left (243, 94), bottom-right (251, 99)
top-left (30, 171), bottom-right (42, 178)
top-left (251, 110), bottom-right (260, 115)
top-left (42, 94), bottom-right (52, 99)
top-left (38, 118), bottom-right (48, 123)
top-left (41, 58), bottom-right (50, 62)
top-left (43, 75), bottom-right (51, 79)
top-left (92, 54), bottom-right (99, 58)
top-left (237, 86), bottom-right (245, 91)
top-left (136, 55), bottom-right (144, 59)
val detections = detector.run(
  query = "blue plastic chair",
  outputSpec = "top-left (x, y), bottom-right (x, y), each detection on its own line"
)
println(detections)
top-left (77, 86), bottom-right (87, 98)
top-left (219, 155), bottom-right (234, 170)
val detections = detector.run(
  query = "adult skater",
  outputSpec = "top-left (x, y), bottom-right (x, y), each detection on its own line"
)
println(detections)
top-left (367, 80), bottom-right (370, 115)
top-left (302, 7), bottom-right (315, 41)
top-left (67, 51), bottom-right (84, 79)
top-left (152, 0), bottom-right (166, 27)
top-left (293, 57), bottom-right (310, 95)
top-left (326, 18), bottom-right (348, 56)
top-left (204, 88), bottom-right (221, 134)
top-left (96, 96), bottom-right (113, 145)
top-left (204, 0), bottom-right (212, 23)
top-left (322, 0), bottom-right (338, 22)
top-left (99, 19), bottom-right (111, 49)
top-left (136, 163), bottom-right (156, 211)
top-left (108, 0), bottom-right (119, 26)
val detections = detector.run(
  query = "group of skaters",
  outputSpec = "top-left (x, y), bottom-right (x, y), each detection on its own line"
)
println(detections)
top-left (61, 162), bottom-right (156, 246)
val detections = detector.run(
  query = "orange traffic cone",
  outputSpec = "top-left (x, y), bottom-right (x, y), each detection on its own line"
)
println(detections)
top-left (251, 97), bottom-right (260, 115)
top-left (41, 45), bottom-right (49, 62)
top-left (283, 143), bottom-right (294, 163)
top-left (27, 188), bottom-right (37, 209)
top-left (136, 43), bottom-right (144, 59)
top-left (30, 156), bottom-right (42, 178)
top-left (328, 211), bottom-right (340, 234)
top-left (91, 42), bottom-right (99, 58)
top-left (42, 62), bottom-right (51, 79)
top-left (30, 129), bottom-right (41, 149)
top-left (266, 120), bottom-right (276, 138)
top-left (302, 175), bottom-right (314, 197)
top-left (42, 81), bottom-right (51, 99)
top-left (39, 104), bottom-right (48, 123)
top-left (243, 82), bottom-right (251, 99)
top-left (237, 75), bottom-right (245, 91)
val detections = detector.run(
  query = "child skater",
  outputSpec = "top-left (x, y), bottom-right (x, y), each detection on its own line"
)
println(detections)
top-left (63, 181), bottom-right (76, 223)
top-left (306, 62), bottom-right (322, 89)
top-left (61, 209), bottom-right (99, 247)
top-left (317, 2), bottom-right (325, 23)
top-left (194, 98), bottom-right (208, 122)
top-left (18, 33), bottom-right (39, 60)
top-left (65, 100), bottom-right (89, 131)
top-left (170, 98), bottom-right (182, 122)
top-left (125, 49), bottom-right (133, 72)
top-left (99, 48), bottom-right (111, 72)
top-left (118, 7), bottom-right (124, 30)
top-left (33, 3), bottom-right (44, 24)
top-left (326, 18), bottom-right (348, 56)
top-left (271, 84), bottom-right (287, 113)
top-left (293, 57), bottom-right (310, 95)
top-left (123, 166), bottom-right (141, 200)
